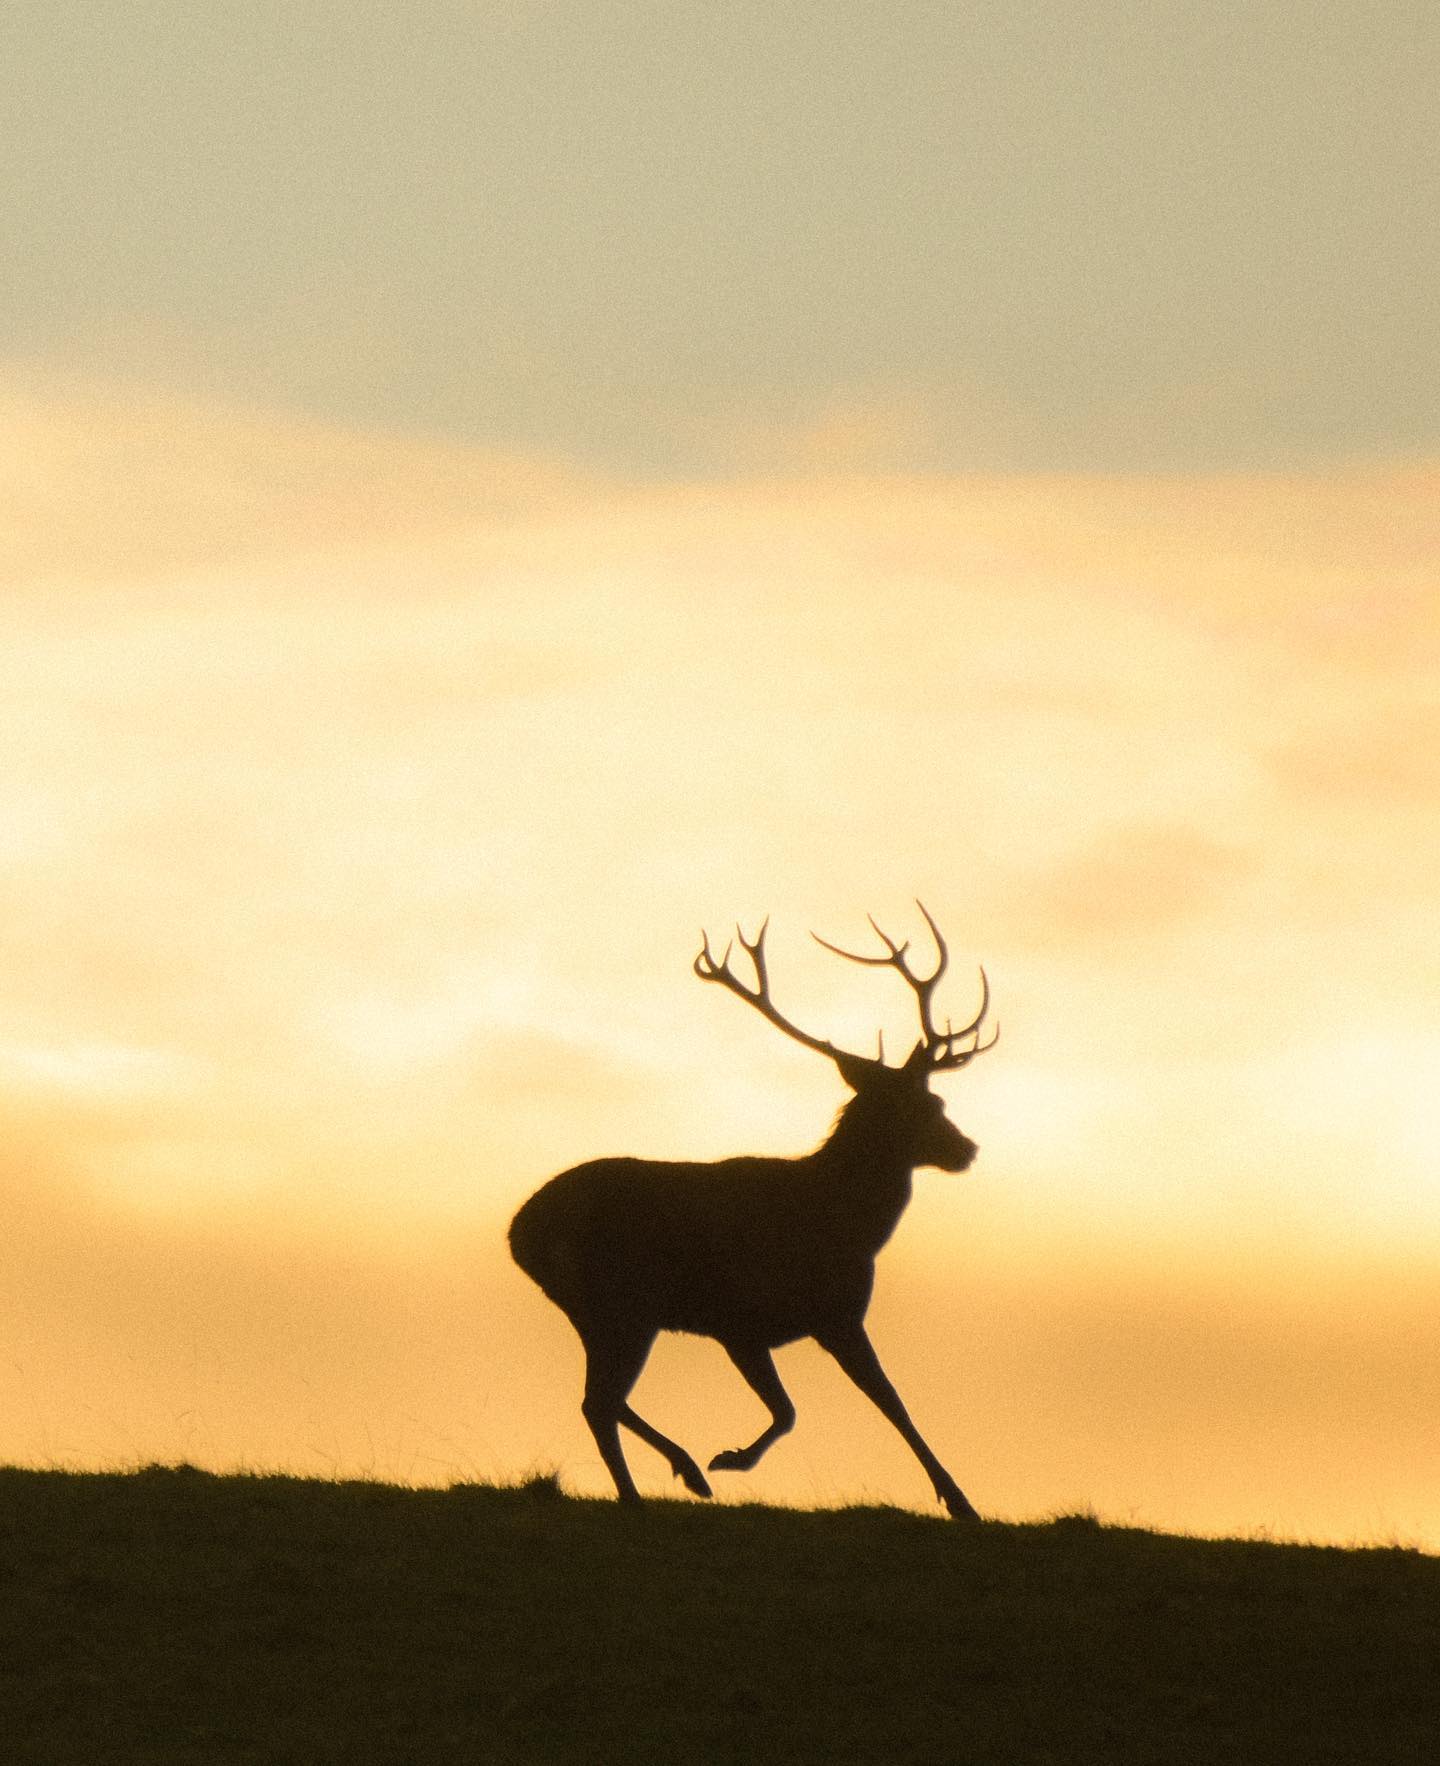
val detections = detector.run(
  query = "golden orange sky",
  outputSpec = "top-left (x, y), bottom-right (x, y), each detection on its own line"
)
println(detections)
top-left (3, 378), bottom-right (1437, 1544)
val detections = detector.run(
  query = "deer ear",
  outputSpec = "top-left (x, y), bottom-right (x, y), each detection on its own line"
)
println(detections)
top-left (901, 1040), bottom-right (931, 1074)
top-left (834, 1050), bottom-right (882, 1092)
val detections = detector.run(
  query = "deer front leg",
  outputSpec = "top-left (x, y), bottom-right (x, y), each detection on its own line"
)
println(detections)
top-left (817, 1325), bottom-right (980, 1521)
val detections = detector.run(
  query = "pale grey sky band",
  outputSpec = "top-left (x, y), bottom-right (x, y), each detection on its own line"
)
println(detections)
top-left (5, 0), bottom-right (1435, 474)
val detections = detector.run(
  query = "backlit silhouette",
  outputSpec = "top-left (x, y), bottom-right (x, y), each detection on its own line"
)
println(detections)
top-left (509, 906), bottom-right (998, 1517)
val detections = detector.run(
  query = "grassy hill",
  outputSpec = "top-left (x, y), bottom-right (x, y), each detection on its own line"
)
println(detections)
top-left (2, 1465), bottom-right (1436, 1765)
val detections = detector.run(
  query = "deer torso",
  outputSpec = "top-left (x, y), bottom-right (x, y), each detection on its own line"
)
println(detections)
top-left (509, 1143), bottom-right (917, 1347)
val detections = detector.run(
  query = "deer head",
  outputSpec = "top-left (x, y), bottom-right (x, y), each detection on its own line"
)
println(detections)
top-left (693, 903), bottom-right (997, 1173)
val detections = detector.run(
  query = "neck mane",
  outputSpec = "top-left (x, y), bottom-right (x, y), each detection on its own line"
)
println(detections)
top-left (816, 1088), bottom-right (910, 1160)
top-left (803, 1091), bottom-right (917, 1251)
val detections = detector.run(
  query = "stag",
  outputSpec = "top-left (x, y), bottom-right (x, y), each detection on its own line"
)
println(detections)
top-left (508, 906), bottom-right (997, 1518)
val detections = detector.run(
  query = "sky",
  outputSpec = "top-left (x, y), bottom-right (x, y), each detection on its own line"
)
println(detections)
top-left (3, 3), bottom-right (1438, 1544)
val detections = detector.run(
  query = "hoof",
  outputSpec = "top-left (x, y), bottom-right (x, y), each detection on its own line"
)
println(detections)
top-left (707, 1448), bottom-right (753, 1473)
top-left (676, 1461), bottom-right (713, 1499)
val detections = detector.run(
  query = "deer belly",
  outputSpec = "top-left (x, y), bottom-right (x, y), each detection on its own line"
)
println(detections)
top-left (649, 1242), bottom-right (873, 1344)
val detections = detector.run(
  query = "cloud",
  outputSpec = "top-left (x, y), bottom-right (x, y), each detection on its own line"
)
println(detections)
top-left (1270, 699), bottom-right (1440, 808)
top-left (679, 390), bottom-right (945, 475)
top-left (1027, 822), bottom-right (1251, 945)
top-left (3, 379), bottom-right (1437, 1250)
top-left (0, 365), bottom-right (596, 587)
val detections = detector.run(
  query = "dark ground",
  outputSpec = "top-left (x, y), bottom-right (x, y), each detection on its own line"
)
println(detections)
top-left (2, 1465), bottom-right (1436, 1764)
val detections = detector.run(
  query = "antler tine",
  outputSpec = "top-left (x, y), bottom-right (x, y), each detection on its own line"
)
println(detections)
top-left (927, 968), bottom-right (998, 1071)
top-left (814, 906), bottom-right (949, 1047)
top-left (950, 963), bottom-right (990, 1042)
top-left (914, 899), bottom-right (949, 986)
top-left (931, 1019), bottom-right (1001, 1070)
top-left (811, 926), bottom-right (906, 967)
top-left (736, 915), bottom-right (770, 991)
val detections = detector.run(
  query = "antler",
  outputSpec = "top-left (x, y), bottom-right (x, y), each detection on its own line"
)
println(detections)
top-left (814, 901), bottom-right (997, 1072)
top-left (696, 907), bottom-right (996, 1074)
top-left (694, 919), bottom-right (854, 1065)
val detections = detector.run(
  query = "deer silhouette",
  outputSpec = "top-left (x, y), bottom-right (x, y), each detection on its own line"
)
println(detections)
top-left (508, 905), bottom-right (998, 1518)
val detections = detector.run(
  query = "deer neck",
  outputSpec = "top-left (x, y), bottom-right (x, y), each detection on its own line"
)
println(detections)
top-left (808, 1098), bottom-right (917, 1248)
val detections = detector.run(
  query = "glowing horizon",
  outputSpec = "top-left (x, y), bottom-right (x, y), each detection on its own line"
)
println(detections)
top-left (2, 377), bottom-right (1437, 1544)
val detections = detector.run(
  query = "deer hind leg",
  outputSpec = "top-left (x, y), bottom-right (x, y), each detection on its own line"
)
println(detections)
top-left (580, 1328), bottom-right (712, 1502)
top-left (708, 1340), bottom-right (797, 1473)
top-left (618, 1403), bottom-right (712, 1499)
top-left (816, 1324), bottom-right (980, 1521)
